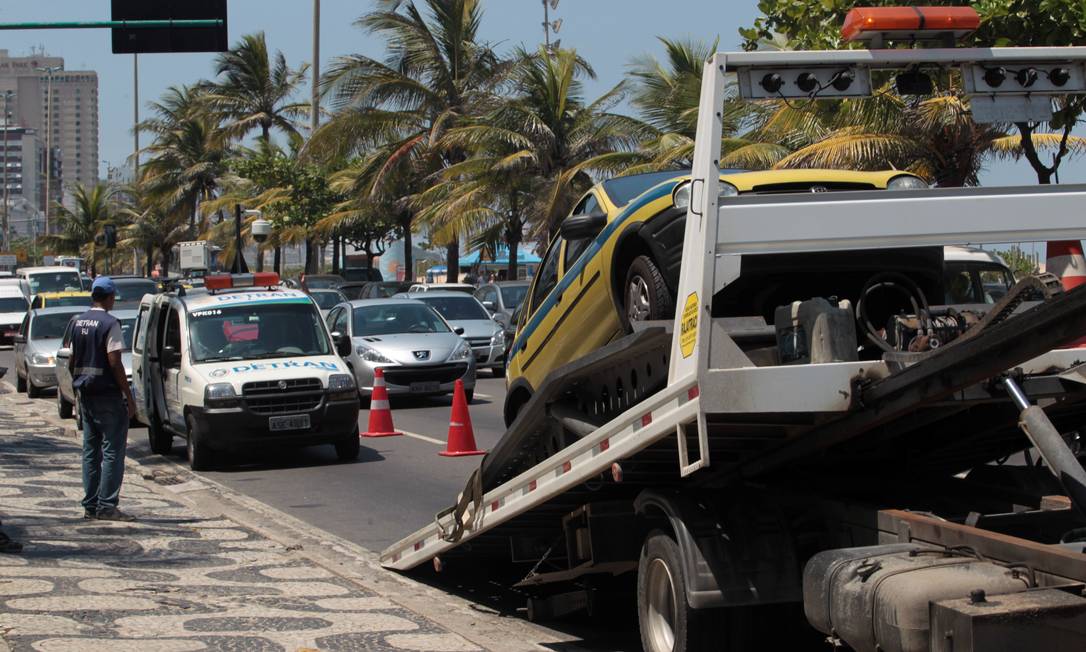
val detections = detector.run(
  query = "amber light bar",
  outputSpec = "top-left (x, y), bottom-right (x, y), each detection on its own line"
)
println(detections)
top-left (841, 6), bottom-right (980, 43)
top-left (203, 272), bottom-right (280, 290)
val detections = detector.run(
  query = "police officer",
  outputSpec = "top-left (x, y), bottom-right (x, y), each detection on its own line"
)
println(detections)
top-left (69, 277), bottom-right (137, 521)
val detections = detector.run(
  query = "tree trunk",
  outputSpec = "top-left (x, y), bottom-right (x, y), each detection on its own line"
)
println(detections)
top-left (256, 247), bottom-right (264, 272)
top-left (446, 238), bottom-right (459, 284)
top-left (1016, 122), bottom-right (1055, 185)
top-left (401, 212), bottom-right (413, 282)
top-left (273, 246), bottom-right (282, 275)
top-left (304, 239), bottom-right (318, 274)
top-left (331, 236), bottom-right (340, 273)
top-left (506, 195), bottom-right (521, 281)
top-left (145, 245), bottom-right (154, 277)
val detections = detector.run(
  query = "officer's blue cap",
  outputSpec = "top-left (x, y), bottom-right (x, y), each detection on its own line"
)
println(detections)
top-left (91, 276), bottom-right (116, 296)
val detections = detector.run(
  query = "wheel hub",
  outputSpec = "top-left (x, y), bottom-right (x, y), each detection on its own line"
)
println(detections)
top-left (645, 557), bottom-right (678, 651)
top-left (627, 275), bottom-right (652, 322)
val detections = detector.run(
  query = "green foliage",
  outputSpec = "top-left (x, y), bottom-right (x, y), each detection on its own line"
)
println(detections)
top-left (231, 145), bottom-right (340, 233)
top-left (996, 245), bottom-right (1040, 279)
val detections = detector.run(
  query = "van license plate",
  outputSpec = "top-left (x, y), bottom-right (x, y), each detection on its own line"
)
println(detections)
top-left (410, 381), bottom-right (441, 393)
top-left (269, 414), bottom-right (310, 431)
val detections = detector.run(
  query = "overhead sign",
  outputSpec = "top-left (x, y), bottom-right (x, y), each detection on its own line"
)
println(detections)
top-left (970, 95), bottom-right (1054, 125)
top-left (0, 254), bottom-right (16, 267)
top-left (111, 0), bottom-right (228, 54)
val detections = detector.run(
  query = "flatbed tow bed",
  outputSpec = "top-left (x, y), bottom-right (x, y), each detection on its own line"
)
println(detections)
top-left (383, 45), bottom-right (1086, 652)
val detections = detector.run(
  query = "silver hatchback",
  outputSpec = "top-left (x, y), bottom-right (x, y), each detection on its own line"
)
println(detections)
top-left (325, 299), bottom-right (477, 402)
top-left (13, 306), bottom-right (84, 397)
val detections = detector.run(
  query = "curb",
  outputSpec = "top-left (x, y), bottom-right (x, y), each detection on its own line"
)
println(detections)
top-left (1, 382), bottom-right (580, 652)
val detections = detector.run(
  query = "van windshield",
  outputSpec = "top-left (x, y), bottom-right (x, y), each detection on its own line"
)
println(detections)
top-left (27, 271), bottom-right (83, 294)
top-left (188, 301), bottom-right (331, 363)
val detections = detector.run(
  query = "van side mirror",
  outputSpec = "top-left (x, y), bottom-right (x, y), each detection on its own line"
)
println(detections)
top-left (331, 331), bottom-right (352, 357)
top-left (454, 327), bottom-right (465, 336)
top-left (560, 211), bottom-right (607, 240)
top-left (161, 345), bottom-right (179, 368)
top-left (482, 300), bottom-right (495, 310)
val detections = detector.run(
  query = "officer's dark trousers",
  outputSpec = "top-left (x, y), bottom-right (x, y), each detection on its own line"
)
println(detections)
top-left (79, 393), bottom-right (129, 512)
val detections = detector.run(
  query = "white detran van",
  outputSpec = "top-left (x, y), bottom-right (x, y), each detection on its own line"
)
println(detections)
top-left (131, 272), bottom-right (361, 470)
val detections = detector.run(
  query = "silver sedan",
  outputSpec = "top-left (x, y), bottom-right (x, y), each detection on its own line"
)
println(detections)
top-left (12, 306), bottom-right (84, 398)
top-left (325, 299), bottom-right (477, 402)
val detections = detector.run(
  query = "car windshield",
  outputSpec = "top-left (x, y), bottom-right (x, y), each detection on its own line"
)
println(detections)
top-left (188, 301), bottom-right (331, 363)
top-left (311, 290), bottom-right (346, 309)
top-left (32, 312), bottom-right (77, 340)
top-left (114, 279), bottom-right (157, 301)
top-left (304, 276), bottom-right (343, 289)
top-left (0, 296), bottom-right (27, 312)
top-left (353, 303), bottom-right (450, 336)
top-left (499, 285), bottom-right (529, 310)
top-left (42, 295), bottom-right (90, 308)
top-left (27, 271), bottom-right (83, 294)
top-left (119, 317), bottom-right (136, 350)
top-left (416, 296), bottom-right (489, 321)
top-left (374, 282), bottom-right (409, 298)
top-left (600, 168), bottom-right (747, 206)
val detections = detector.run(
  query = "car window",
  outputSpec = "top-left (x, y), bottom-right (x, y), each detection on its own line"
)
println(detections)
top-left (119, 317), bottom-right (136, 351)
top-left (47, 295), bottom-right (91, 308)
top-left (31, 312), bottom-right (77, 340)
top-left (311, 290), bottom-right (347, 310)
top-left (0, 296), bottom-right (27, 312)
top-left (334, 308), bottom-right (350, 335)
top-left (62, 319), bottom-right (74, 347)
top-left (114, 279), bottom-right (157, 302)
top-left (499, 284), bottom-right (528, 311)
top-left (416, 296), bottom-right (490, 321)
top-left (530, 236), bottom-right (563, 315)
top-left (165, 308), bottom-right (182, 360)
top-left (26, 271), bottom-right (82, 294)
top-left (353, 304), bottom-right (451, 336)
top-left (133, 305), bottom-right (149, 354)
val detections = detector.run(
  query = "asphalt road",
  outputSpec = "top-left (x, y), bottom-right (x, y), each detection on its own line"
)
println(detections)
top-left (0, 346), bottom-right (507, 551)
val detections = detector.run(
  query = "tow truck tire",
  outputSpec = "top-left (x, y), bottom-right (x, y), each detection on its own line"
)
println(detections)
top-left (638, 531), bottom-right (716, 652)
top-left (624, 255), bottom-right (673, 325)
top-left (186, 415), bottom-right (216, 471)
top-left (147, 415), bottom-right (173, 455)
top-left (26, 377), bottom-right (42, 398)
top-left (335, 431), bottom-right (361, 461)
top-left (15, 371), bottom-right (25, 393)
top-left (57, 391), bottom-right (73, 419)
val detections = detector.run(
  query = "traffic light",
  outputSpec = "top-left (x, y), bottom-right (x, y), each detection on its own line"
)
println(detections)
top-left (111, 0), bottom-right (228, 54)
top-left (103, 224), bottom-right (117, 249)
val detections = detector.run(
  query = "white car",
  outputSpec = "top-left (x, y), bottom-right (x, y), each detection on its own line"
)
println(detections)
top-left (397, 291), bottom-right (507, 377)
top-left (407, 283), bottom-right (476, 294)
top-left (0, 287), bottom-right (27, 345)
top-left (131, 272), bottom-right (361, 470)
top-left (14, 266), bottom-right (84, 297)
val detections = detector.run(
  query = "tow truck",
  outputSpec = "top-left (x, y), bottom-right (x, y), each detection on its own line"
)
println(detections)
top-left (382, 10), bottom-right (1086, 651)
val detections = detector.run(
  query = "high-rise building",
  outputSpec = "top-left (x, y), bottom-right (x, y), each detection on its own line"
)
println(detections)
top-left (0, 49), bottom-right (99, 217)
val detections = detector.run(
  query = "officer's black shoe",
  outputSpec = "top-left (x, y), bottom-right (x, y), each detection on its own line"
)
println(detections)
top-left (96, 508), bottom-right (135, 522)
top-left (83, 509), bottom-right (97, 520)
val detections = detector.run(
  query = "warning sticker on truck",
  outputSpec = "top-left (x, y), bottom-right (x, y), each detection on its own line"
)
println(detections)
top-left (680, 292), bottom-right (698, 358)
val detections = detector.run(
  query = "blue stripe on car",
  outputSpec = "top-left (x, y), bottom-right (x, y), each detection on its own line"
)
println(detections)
top-left (511, 181), bottom-right (678, 360)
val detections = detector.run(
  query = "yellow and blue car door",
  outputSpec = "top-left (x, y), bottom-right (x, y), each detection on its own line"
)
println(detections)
top-left (507, 235), bottom-right (565, 390)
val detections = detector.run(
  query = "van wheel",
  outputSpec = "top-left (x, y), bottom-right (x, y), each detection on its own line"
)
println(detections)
top-left (148, 415), bottom-right (173, 455)
top-left (15, 371), bottom-right (26, 393)
top-left (625, 255), bottom-right (673, 325)
top-left (638, 531), bottom-right (717, 652)
top-left (335, 431), bottom-right (360, 461)
top-left (186, 415), bottom-right (216, 471)
top-left (57, 391), bottom-right (73, 419)
top-left (26, 377), bottom-right (42, 399)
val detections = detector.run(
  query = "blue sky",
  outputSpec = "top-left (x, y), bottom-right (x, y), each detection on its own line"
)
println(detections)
top-left (0, 0), bottom-right (1081, 185)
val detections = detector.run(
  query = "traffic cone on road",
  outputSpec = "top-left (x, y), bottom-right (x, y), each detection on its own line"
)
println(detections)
top-left (1047, 240), bottom-right (1086, 348)
top-left (362, 367), bottom-right (402, 438)
top-left (439, 380), bottom-right (485, 457)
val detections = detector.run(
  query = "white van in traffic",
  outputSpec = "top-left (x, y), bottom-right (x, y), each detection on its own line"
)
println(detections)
top-left (15, 266), bottom-right (84, 297)
top-left (131, 272), bottom-right (361, 470)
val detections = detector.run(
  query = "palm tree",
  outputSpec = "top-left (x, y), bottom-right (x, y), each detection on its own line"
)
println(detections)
top-left (117, 200), bottom-right (188, 277)
top-left (40, 183), bottom-right (118, 275)
top-left (202, 32), bottom-right (308, 144)
top-left (312, 0), bottom-right (503, 280)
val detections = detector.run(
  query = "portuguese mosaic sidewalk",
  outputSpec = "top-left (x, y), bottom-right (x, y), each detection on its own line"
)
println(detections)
top-left (0, 383), bottom-right (559, 652)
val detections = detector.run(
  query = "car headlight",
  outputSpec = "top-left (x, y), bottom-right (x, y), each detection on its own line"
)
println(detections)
top-left (449, 340), bottom-right (472, 362)
top-left (672, 180), bottom-right (739, 209)
top-left (31, 352), bottom-right (54, 365)
top-left (327, 373), bottom-right (357, 401)
top-left (887, 174), bottom-right (929, 190)
top-left (491, 329), bottom-right (505, 347)
top-left (204, 382), bottom-right (238, 408)
top-left (357, 346), bottom-right (394, 363)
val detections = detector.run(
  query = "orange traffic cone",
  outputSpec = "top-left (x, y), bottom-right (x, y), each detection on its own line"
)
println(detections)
top-left (1047, 240), bottom-right (1086, 348)
top-left (362, 367), bottom-right (402, 437)
top-left (439, 380), bottom-right (485, 457)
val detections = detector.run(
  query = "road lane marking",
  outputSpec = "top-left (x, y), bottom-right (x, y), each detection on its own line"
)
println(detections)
top-left (399, 430), bottom-right (446, 446)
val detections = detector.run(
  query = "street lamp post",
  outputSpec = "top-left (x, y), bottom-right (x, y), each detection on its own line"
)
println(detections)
top-left (1, 90), bottom-right (11, 252)
top-left (36, 65), bottom-right (61, 238)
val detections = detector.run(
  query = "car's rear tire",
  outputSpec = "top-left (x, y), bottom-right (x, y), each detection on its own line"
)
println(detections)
top-left (335, 431), bottom-right (361, 461)
top-left (26, 377), bottom-right (42, 399)
top-left (15, 370), bottom-right (26, 393)
top-left (148, 414), bottom-right (173, 455)
top-left (624, 255), bottom-right (673, 325)
top-left (186, 415), bottom-right (216, 471)
top-left (57, 391), bottom-right (73, 419)
top-left (465, 388), bottom-right (475, 404)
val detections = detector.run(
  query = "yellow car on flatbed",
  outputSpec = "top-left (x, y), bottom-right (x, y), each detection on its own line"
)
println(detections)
top-left (503, 168), bottom-right (928, 424)
top-left (29, 291), bottom-right (92, 310)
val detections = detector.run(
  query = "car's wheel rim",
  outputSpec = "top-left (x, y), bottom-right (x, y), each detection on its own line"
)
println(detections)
top-left (627, 275), bottom-right (652, 322)
top-left (645, 557), bottom-right (678, 652)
